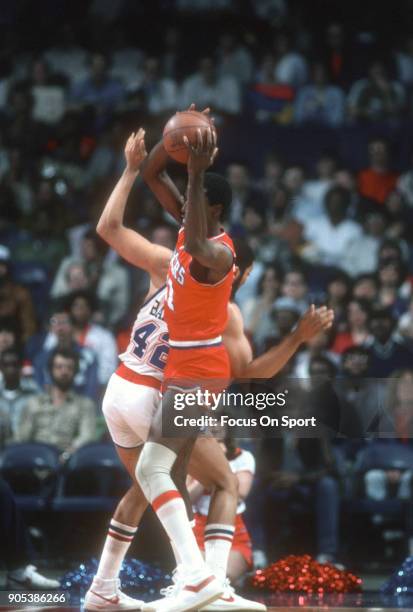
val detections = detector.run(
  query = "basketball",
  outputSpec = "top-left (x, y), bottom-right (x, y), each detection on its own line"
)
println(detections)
top-left (163, 110), bottom-right (215, 164)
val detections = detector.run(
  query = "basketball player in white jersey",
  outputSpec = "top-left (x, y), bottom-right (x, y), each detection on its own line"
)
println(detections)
top-left (84, 130), bottom-right (333, 612)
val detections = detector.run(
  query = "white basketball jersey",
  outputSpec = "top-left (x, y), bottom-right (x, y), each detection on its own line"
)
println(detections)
top-left (193, 449), bottom-right (255, 516)
top-left (119, 285), bottom-right (169, 381)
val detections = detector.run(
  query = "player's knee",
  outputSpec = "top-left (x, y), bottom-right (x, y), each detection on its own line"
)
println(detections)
top-left (135, 445), bottom-right (152, 490)
top-left (135, 442), bottom-right (177, 490)
top-left (215, 469), bottom-right (238, 497)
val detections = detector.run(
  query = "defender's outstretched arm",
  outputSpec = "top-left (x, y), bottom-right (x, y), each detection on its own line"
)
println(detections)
top-left (225, 304), bottom-right (334, 379)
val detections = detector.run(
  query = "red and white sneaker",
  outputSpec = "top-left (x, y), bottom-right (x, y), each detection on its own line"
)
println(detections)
top-left (201, 579), bottom-right (267, 611)
top-left (143, 568), bottom-right (223, 612)
top-left (84, 577), bottom-right (143, 611)
top-left (142, 566), bottom-right (184, 612)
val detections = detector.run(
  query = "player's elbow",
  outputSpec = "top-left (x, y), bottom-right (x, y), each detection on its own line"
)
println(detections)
top-left (96, 218), bottom-right (120, 241)
top-left (96, 219), bottom-right (108, 239)
top-left (142, 160), bottom-right (163, 183)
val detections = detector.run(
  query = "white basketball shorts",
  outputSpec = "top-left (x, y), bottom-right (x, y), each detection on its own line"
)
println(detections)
top-left (102, 373), bottom-right (161, 448)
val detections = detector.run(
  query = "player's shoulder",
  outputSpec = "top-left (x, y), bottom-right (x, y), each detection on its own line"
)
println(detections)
top-left (219, 230), bottom-right (235, 252)
top-left (228, 302), bottom-right (244, 329)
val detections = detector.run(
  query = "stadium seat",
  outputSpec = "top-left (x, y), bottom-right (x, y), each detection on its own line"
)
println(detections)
top-left (344, 441), bottom-right (413, 560)
top-left (346, 440), bottom-right (413, 505)
top-left (0, 442), bottom-right (61, 511)
top-left (51, 442), bottom-right (131, 513)
top-left (353, 441), bottom-right (413, 472)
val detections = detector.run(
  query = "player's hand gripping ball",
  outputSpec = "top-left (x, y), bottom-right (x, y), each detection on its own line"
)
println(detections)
top-left (163, 108), bottom-right (216, 164)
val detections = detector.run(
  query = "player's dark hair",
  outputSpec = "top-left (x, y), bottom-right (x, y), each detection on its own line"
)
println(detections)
top-left (232, 237), bottom-right (254, 277)
top-left (204, 172), bottom-right (232, 221)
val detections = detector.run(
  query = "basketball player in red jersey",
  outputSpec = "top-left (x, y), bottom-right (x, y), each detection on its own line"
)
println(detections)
top-left (136, 127), bottom-right (239, 612)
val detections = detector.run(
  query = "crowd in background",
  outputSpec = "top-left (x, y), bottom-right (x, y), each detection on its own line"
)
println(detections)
top-left (1, 0), bottom-right (413, 568)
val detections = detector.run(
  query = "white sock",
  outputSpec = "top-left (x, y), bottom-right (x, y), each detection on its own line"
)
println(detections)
top-left (170, 538), bottom-right (182, 566)
top-left (96, 519), bottom-right (137, 580)
top-left (136, 442), bottom-right (205, 575)
top-left (155, 493), bottom-right (205, 572)
top-left (204, 523), bottom-right (235, 582)
top-left (170, 519), bottom-right (196, 566)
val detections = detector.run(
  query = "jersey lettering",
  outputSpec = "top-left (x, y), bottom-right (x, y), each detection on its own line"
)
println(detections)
top-left (166, 278), bottom-right (174, 311)
top-left (132, 322), bottom-right (157, 358)
top-left (119, 286), bottom-right (168, 379)
top-left (149, 298), bottom-right (164, 320)
top-left (132, 322), bottom-right (169, 372)
top-left (170, 251), bottom-right (185, 286)
top-left (149, 332), bottom-right (169, 370)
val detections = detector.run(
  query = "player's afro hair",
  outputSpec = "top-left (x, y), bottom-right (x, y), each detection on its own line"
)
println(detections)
top-left (204, 172), bottom-right (232, 221)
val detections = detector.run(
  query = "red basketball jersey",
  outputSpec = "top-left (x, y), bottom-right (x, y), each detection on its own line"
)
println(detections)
top-left (164, 227), bottom-right (235, 345)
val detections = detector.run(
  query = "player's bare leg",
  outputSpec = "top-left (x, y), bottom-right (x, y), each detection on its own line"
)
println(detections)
top-left (85, 446), bottom-right (147, 612)
top-left (137, 388), bottom-right (224, 612)
top-left (187, 438), bottom-right (266, 612)
top-left (226, 552), bottom-right (249, 585)
top-left (188, 438), bottom-right (238, 582)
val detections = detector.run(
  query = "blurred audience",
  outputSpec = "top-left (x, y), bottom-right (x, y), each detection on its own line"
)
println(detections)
top-left (126, 57), bottom-right (178, 116)
top-left (0, 348), bottom-right (37, 447)
top-left (348, 61), bottom-right (406, 122)
top-left (27, 303), bottom-right (99, 401)
top-left (180, 57), bottom-right (241, 116)
top-left (295, 62), bottom-right (345, 127)
top-left (272, 31), bottom-right (308, 87)
top-left (65, 290), bottom-right (118, 387)
top-left (357, 138), bottom-right (399, 206)
top-left (16, 348), bottom-right (97, 459)
top-left (332, 299), bottom-right (372, 354)
top-left (51, 231), bottom-right (129, 327)
top-left (301, 186), bottom-right (362, 269)
top-left (70, 53), bottom-right (125, 116)
top-left (365, 309), bottom-right (413, 377)
top-left (243, 264), bottom-right (281, 351)
top-left (0, 246), bottom-right (37, 341)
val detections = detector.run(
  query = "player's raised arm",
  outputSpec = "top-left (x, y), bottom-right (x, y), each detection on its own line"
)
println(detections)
top-left (141, 104), bottom-right (211, 223)
top-left (96, 130), bottom-right (172, 287)
top-left (183, 127), bottom-right (233, 275)
top-left (140, 140), bottom-right (184, 223)
top-left (225, 305), bottom-right (334, 379)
